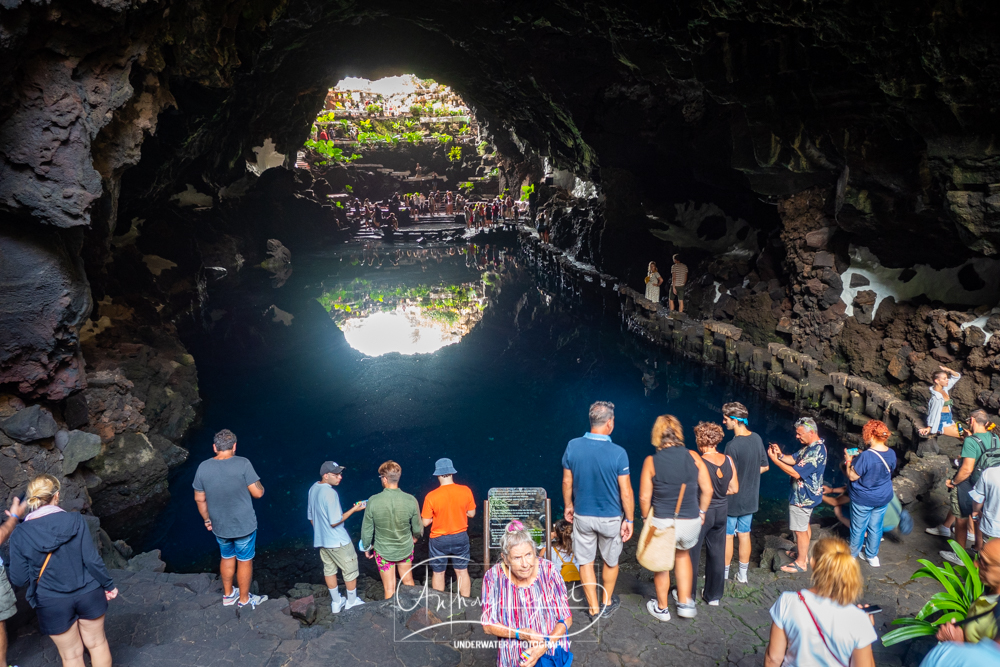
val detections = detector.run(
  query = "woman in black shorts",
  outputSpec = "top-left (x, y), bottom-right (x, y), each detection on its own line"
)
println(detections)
top-left (9, 474), bottom-right (118, 666)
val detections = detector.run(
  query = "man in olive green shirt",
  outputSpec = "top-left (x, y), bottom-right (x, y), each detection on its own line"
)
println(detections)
top-left (360, 460), bottom-right (423, 598)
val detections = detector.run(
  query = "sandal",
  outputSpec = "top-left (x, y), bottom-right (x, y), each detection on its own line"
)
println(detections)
top-left (780, 562), bottom-right (807, 574)
top-left (784, 549), bottom-right (798, 560)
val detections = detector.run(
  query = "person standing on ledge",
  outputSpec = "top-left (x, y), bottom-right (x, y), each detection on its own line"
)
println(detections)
top-left (768, 417), bottom-right (827, 574)
top-left (422, 458), bottom-right (476, 597)
top-left (360, 461), bottom-right (422, 599)
top-left (562, 401), bottom-right (634, 620)
top-left (919, 366), bottom-right (963, 540)
top-left (940, 410), bottom-right (999, 565)
top-left (669, 254), bottom-right (688, 313)
top-left (193, 429), bottom-right (268, 609)
top-left (645, 261), bottom-right (663, 303)
top-left (308, 461), bottom-right (365, 614)
top-left (721, 402), bottom-right (769, 584)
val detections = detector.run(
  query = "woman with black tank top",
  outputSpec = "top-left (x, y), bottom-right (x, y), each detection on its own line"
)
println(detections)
top-left (689, 422), bottom-right (739, 606)
top-left (639, 415), bottom-right (713, 622)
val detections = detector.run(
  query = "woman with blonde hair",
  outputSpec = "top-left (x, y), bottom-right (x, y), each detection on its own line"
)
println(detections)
top-left (8, 474), bottom-right (118, 667)
top-left (764, 537), bottom-right (876, 666)
top-left (639, 415), bottom-right (712, 622)
top-left (645, 261), bottom-right (664, 303)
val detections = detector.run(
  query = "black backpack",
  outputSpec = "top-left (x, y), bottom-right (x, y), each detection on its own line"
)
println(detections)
top-left (970, 431), bottom-right (1000, 484)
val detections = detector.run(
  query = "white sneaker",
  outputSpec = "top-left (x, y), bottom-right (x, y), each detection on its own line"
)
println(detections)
top-left (222, 587), bottom-right (240, 607)
top-left (677, 601), bottom-right (697, 619)
top-left (735, 571), bottom-right (748, 584)
top-left (670, 589), bottom-right (692, 604)
top-left (867, 556), bottom-right (880, 567)
top-left (926, 525), bottom-right (953, 537)
top-left (646, 599), bottom-right (671, 622)
top-left (707, 599), bottom-right (720, 606)
top-left (344, 597), bottom-right (365, 610)
top-left (238, 593), bottom-right (268, 610)
top-left (331, 598), bottom-right (346, 614)
top-left (941, 550), bottom-right (964, 566)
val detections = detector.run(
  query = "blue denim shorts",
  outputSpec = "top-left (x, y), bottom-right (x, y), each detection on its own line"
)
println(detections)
top-left (726, 514), bottom-right (753, 536)
top-left (428, 532), bottom-right (471, 573)
top-left (216, 530), bottom-right (257, 561)
top-left (938, 411), bottom-right (954, 433)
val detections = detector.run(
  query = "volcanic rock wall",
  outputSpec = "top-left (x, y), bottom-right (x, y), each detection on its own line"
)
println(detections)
top-left (3, 0), bottom-right (1000, 538)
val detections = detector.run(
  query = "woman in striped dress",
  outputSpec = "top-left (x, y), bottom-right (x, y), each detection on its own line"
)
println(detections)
top-left (482, 521), bottom-right (573, 667)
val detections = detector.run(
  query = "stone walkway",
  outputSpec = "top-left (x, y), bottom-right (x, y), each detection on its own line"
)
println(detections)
top-left (8, 503), bottom-right (952, 667)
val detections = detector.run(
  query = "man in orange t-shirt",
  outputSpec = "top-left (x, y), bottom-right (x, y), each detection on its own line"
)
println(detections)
top-left (421, 458), bottom-right (476, 596)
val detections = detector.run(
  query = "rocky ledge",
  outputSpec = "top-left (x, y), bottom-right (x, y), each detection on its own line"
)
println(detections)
top-left (6, 508), bottom-right (951, 667)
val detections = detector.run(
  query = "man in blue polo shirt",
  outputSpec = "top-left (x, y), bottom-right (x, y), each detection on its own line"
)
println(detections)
top-left (562, 401), bottom-right (633, 620)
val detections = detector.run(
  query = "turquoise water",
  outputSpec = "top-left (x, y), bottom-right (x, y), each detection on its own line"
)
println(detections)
top-left (139, 238), bottom-right (841, 569)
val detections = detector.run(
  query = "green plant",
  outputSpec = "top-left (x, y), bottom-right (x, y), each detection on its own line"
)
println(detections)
top-left (401, 131), bottom-right (423, 144)
top-left (477, 141), bottom-right (489, 156)
top-left (303, 139), bottom-right (363, 163)
top-left (410, 104), bottom-right (424, 116)
top-left (448, 145), bottom-right (462, 162)
top-left (459, 181), bottom-right (474, 192)
top-left (344, 184), bottom-right (353, 193)
top-left (366, 103), bottom-right (383, 114)
top-left (520, 183), bottom-right (535, 201)
top-left (458, 124), bottom-right (471, 135)
top-left (432, 132), bottom-right (452, 144)
top-left (334, 201), bottom-right (344, 208)
top-left (489, 167), bottom-right (499, 177)
top-left (358, 119), bottom-right (373, 131)
top-left (881, 541), bottom-right (984, 646)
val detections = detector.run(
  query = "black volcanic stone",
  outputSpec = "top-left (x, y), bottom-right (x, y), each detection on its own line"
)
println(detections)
top-left (849, 273), bottom-right (870, 288)
top-left (1, 405), bottom-right (58, 442)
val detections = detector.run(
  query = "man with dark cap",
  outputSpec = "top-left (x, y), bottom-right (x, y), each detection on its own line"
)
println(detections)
top-left (308, 461), bottom-right (366, 612)
top-left (421, 458), bottom-right (476, 596)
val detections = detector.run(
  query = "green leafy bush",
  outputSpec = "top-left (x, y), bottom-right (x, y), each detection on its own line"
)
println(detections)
top-left (366, 103), bottom-right (383, 115)
top-left (458, 182), bottom-right (474, 193)
top-left (520, 183), bottom-right (535, 201)
top-left (477, 141), bottom-right (489, 156)
top-left (432, 132), bottom-right (452, 144)
top-left (303, 139), bottom-right (363, 163)
top-left (881, 541), bottom-right (984, 646)
top-left (448, 146), bottom-right (462, 162)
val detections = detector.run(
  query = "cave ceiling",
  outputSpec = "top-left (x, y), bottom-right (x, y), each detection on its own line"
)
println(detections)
top-left (1, 0), bottom-right (999, 265)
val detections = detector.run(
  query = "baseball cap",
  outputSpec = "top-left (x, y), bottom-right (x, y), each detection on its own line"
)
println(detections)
top-left (320, 461), bottom-right (345, 476)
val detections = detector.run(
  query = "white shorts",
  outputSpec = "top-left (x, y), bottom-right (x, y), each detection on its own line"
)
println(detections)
top-left (649, 516), bottom-right (702, 550)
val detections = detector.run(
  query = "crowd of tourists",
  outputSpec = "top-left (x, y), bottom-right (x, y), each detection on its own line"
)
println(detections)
top-left (3, 386), bottom-right (1000, 666)
top-left (346, 191), bottom-right (529, 235)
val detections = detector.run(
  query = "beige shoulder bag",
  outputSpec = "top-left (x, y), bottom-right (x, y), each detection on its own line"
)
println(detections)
top-left (636, 483), bottom-right (686, 572)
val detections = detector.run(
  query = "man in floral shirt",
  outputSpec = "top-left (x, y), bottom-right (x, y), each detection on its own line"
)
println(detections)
top-left (767, 417), bottom-right (827, 574)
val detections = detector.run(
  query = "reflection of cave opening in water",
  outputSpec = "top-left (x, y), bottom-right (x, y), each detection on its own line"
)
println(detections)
top-left (323, 278), bottom-right (489, 356)
top-left (342, 307), bottom-right (461, 356)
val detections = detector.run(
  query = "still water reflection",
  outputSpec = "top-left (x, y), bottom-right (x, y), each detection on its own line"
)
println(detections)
top-left (140, 239), bottom-right (840, 571)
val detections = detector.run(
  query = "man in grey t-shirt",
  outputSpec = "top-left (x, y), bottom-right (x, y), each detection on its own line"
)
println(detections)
top-left (193, 429), bottom-right (267, 609)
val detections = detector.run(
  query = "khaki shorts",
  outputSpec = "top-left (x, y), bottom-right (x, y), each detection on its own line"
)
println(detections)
top-left (573, 515), bottom-right (624, 567)
top-left (672, 284), bottom-right (686, 301)
top-left (789, 505), bottom-right (814, 532)
top-left (0, 567), bottom-right (15, 622)
top-left (950, 481), bottom-right (975, 518)
top-left (320, 544), bottom-right (359, 581)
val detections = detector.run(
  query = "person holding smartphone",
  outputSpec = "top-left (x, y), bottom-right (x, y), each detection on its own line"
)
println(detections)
top-left (844, 420), bottom-right (896, 568)
top-left (308, 461), bottom-right (366, 613)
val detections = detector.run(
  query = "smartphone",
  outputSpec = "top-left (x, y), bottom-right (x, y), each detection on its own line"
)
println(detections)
top-left (845, 448), bottom-right (860, 457)
top-left (862, 604), bottom-right (882, 615)
top-left (356, 500), bottom-right (367, 509)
